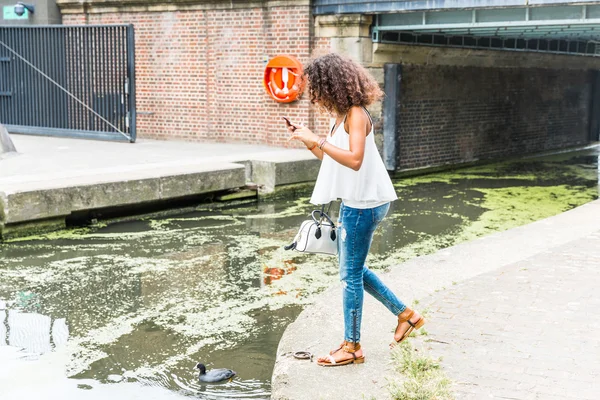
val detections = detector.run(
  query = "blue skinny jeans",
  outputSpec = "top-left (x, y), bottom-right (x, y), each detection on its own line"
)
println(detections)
top-left (338, 202), bottom-right (406, 344)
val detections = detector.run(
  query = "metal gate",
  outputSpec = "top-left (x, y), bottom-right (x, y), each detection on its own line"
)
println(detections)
top-left (0, 25), bottom-right (136, 142)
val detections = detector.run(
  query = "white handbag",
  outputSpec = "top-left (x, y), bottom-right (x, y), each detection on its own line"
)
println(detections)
top-left (284, 206), bottom-right (338, 256)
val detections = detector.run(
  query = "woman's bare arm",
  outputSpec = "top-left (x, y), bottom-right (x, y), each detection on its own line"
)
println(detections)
top-left (286, 106), bottom-right (370, 170)
top-left (320, 107), bottom-right (368, 171)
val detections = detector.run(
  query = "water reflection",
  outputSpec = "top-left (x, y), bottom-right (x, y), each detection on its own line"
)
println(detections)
top-left (1, 300), bottom-right (69, 357)
top-left (0, 147), bottom-right (598, 399)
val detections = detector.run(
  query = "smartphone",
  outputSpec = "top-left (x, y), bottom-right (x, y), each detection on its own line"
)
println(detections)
top-left (282, 116), bottom-right (297, 131)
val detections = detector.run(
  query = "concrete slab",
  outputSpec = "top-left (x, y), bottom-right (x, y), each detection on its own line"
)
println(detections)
top-left (251, 152), bottom-right (322, 192)
top-left (0, 134), bottom-right (319, 238)
top-left (271, 200), bottom-right (600, 400)
top-left (0, 134), bottom-right (311, 185)
top-left (1, 163), bottom-right (245, 225)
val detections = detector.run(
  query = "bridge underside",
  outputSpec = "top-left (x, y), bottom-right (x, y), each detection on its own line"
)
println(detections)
top-left (316, 1), bottom-right (600, 56)
top-left (374, 5), bottom-right (600, 55)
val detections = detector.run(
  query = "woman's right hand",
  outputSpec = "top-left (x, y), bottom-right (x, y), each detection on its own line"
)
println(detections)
top-left (288, 123), bottom-right (320, 149)
top-left (282, 116), bottom-right (299, 133)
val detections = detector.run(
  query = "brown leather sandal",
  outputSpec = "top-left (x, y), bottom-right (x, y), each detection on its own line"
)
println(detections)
top-left (317, 342), bottom-right (365, 367)
top-left (329, 341), bottom-right (346, 355)
top-left (392, 307), bottom-right (425, 346)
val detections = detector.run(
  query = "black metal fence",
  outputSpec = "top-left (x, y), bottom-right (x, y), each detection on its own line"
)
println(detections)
top-left (0, 25), bottom-right (136, 142)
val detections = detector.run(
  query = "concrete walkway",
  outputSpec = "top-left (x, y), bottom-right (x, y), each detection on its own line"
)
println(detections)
top-left (271, 200), bottom-right (600, 400)
top-left (423, 229), bottom-right (600, 399)
top-left (0, 134), bottom-right (318, 238)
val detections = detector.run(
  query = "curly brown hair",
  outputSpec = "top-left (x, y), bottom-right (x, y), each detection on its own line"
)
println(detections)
top-left (302, 53), bottom-right (383, 116)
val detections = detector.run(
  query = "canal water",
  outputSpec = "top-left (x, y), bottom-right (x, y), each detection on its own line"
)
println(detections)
top-left (0, 147), bottom-right (598, 399)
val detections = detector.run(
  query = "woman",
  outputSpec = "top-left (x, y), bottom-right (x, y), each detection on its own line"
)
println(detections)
top-left (285, 53), bottom-right (425, 367)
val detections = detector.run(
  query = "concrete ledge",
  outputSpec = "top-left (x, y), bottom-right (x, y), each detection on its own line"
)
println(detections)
top-left (271, 200), bottom-right (600, 400)
top-left (251, 155), bottom-right (321, 193)
top-left (0, 163), bottom-right (245, 235)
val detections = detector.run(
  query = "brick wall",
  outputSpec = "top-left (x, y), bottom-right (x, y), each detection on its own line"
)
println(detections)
top-left (397, 65), bottom-right (593, 169)
top-left (63, 4), bottom-right (331, 146)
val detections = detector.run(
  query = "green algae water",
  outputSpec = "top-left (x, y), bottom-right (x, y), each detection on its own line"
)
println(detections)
top-left (0, 148), bottom-right (598, 399)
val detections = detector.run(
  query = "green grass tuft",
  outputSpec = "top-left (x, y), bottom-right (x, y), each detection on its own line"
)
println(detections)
top-left (388, 341), bottom-right (453, 400)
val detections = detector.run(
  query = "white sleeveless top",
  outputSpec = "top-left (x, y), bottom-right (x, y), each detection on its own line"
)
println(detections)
top-left (310, 112), bottom-right (398, 209)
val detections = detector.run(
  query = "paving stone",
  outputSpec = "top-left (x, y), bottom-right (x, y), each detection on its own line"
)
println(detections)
top-left (421, 231), bottom-right (600, 399)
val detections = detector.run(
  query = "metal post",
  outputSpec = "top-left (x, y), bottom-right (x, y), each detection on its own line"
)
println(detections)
top-left (383, 64), bottom-right (400, 171)
top-left (589, 70), bottom-right (600, 142)
top-left (126, 24), bottom-right (136, 143)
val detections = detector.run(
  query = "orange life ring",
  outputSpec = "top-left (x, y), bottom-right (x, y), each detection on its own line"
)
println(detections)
top-left (263, 55), bottom-right (303, 103)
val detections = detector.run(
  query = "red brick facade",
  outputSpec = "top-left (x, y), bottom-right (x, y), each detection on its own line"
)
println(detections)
top-left (63, 4), bottom-right (330, 146)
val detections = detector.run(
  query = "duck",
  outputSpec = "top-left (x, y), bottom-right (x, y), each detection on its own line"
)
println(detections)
top-left (196, 363), bottom-right (236, 383)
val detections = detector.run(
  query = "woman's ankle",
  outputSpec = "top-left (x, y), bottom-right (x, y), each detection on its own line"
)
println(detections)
top-left (398, 307), bottom-right (421, 322)
top-left (342, 341), bottom-right (361, 352)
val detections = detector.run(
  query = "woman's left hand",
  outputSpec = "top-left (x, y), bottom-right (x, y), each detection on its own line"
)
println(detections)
top-left (288, 123), bottom-right (320, 148)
